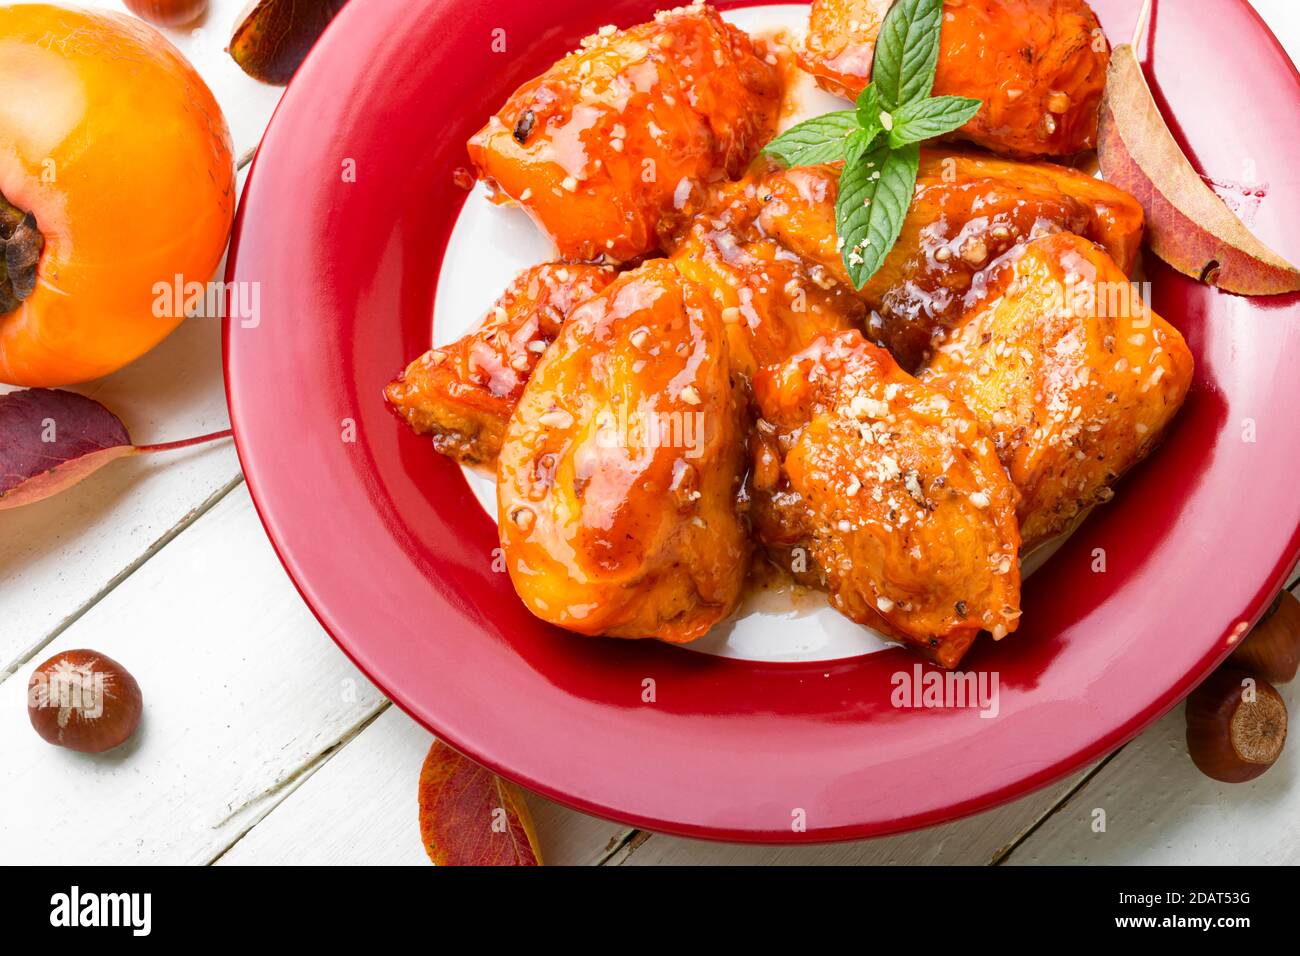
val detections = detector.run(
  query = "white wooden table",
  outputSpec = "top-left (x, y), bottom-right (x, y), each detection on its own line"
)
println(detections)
top-left (2, 0), bottom-right (1298, 866)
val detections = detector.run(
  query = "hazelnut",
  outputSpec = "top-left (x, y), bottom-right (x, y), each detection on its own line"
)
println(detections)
top-left (1230, 590), bottom-right (1300, 684)
top-left (1185, 668), bottom-right (1287, 783)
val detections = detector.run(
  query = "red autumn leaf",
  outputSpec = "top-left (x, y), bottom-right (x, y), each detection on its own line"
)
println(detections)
top-left (417, 740), bottom-right (543, 866)
top-left (1098, 44), bottom-right (1300, 295)
top-left (0, 388), bottom-right (231, 510)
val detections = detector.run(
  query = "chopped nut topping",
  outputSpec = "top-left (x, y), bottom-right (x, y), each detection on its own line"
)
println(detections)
top-left (904, 470), bottom-right (927, 507)
top-left (961, 238), bottom-right (988, 266)
top-left (538, 408), bottom-right (573, 429)
top-left (850, 394), bottom-right (888, 420)
top-left (1047, 91), bottom-right (1071, 114)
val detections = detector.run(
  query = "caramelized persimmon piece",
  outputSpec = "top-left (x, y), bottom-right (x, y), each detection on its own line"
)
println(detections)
top-left (667, 174), bottom-right (865, 378)
top-left (385, 264), bottom-right (615, 465)
top-left (757, 150), bottom-right (1143, 369)
top-left (801, 0), bottom-right (1109, 158)
top-left (752, 329), bottom-right (1021, 667)
top-left (498, 259), bottom-right (750, 642)
top-left (800, 0), bottom-right (885, 101)
top-left (468, 4), bottom-right (781, 263)
top-left (919, 233), bottom-right (1194, 550)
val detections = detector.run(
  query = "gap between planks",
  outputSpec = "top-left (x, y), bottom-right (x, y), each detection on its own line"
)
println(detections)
top-left (0, 149), bottom-right (259, 691)
top-left (992, 745), bottom-right (1127, 864)
top-left (190, 561), bottom-right (1300, 864)
top-left (0, 474), bottom-right (246, 689)
top-left (207, 702), bottom-right (393, 866)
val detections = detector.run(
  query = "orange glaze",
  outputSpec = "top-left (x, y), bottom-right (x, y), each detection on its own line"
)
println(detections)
top-left (385, 264), bottom-right (615, 464)
top-left (755, 149), bottom-right (1144, 370)
top-left (467, 3), bottom-right (782, 264)
top-left (398, 148), bottom-right (1144, 468)
top-left (751, 328), bottom-right (1022, 667)
top-left (497, 259), bottom-right (751, 642)
top-left (666, 170), bottom-right (866, 378)
top-left (801, 0), bottom-right (1109, 158)
top-left (919, 233), bottom-right (1194, 550)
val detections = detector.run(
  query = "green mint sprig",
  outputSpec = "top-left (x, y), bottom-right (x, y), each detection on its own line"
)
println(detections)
top-left (763, 0), bottom-right (981, 289)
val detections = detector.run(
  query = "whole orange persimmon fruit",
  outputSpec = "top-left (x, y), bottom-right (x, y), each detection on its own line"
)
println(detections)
top-left (0, 4), bottom-right (235, 386)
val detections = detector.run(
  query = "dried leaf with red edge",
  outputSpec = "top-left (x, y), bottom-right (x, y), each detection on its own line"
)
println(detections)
top-left (0, 388), bottom-right (230, 510)
top-left (1098, 44), bottom-right (1300, 295)
top-left (418, 740), bottom-right (542, 866)
top-left (228, 0), bottom-right (350, 85)
top-left (2, 389), bottom-right (133, 510)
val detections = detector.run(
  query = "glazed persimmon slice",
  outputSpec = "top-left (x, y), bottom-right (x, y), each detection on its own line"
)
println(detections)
top-left (497, 260), bottom-right (750, 643)
top-left (752, 329), bottom-right (1022, 667)
top-left (801, 0), bottom-right (1109, 158)
top-left (919, 233), bottom-right (1194, 550)
top-left (385, 263), bottom-right (614, 465)
top-left (468, 4), bottom-right (781, 263)
top-left (756, 150), bottom-right (1144, 370)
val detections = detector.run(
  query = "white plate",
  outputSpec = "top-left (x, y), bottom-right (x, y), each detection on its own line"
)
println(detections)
top-left (430, 5), bottom-right (1053, 662)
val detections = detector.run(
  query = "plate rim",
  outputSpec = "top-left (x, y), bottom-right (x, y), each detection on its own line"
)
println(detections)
top-left (224, 0), bottom-right (1300, 843)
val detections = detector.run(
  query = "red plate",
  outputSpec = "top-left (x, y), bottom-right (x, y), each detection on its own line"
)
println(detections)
top-left (225, 0), bottom-right (1300, 842)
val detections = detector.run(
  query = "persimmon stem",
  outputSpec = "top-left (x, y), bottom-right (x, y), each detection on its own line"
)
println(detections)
top-left (1, 191), bottom-right (44, 316)
top-left (1131, 0), bottom-right (1154, 54)
top-left (135, 428), bottom-right (233, 454)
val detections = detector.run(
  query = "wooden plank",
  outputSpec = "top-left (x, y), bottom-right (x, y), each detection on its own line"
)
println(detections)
top-left (0, 486), bottom-right (387, 865)
top-left (1003, 584), bottom-right (1300, 865)
top-left (602, 771), bottom-right (1091, 865)
top-left (1, 1), bottom-right (285, 669)
top-left (5, 0), bottom-right (1296, 870)
top-left (0, 311), bottom-right (243, 674)
top-left (0, 157), bottom-right (264, 674)
top-left (0, 2), bottom-right (285, 671)
top-left (1002, 691), bottom-right (1299, 865)
top-left (215, 705), bottom-right (635, 866)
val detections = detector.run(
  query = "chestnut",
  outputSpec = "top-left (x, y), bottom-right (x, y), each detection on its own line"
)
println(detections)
top-left (1185, 668), bottom-right (1287, 783)
top-left (124, 0), bottom-right (208, 28)
top-left (1231, 590), bottom-right (1300, 684)
top-left (27, 650), bottom-right (143, 754)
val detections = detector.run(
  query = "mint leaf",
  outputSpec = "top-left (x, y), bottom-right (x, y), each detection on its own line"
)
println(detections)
top-left (757, 0), bottom-right (976, 291)
top-left (871, 0), bottom-right (945, 110)
top-left (763, 111), bottom-right (860, 167)
top-left (844, 127), bottom-right (880, 168)
top-left (855, 83), bottom-right (883, 131)
top-left (848, 87), bottom-right (885, 165)
top-left (888, 96), bottom-right (983, 147)
top-left (836, 140), bottom-right (920, 290)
